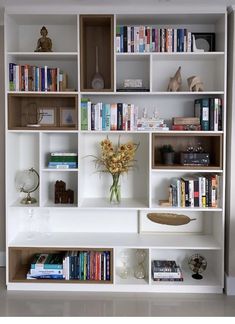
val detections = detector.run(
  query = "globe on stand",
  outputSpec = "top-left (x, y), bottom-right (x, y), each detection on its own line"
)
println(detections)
top-left (15, 168), bottom-right (39, 204)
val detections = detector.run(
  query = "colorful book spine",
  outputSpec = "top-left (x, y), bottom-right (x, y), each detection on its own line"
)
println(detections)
top-left (81, 98), bottom-right (89, 130)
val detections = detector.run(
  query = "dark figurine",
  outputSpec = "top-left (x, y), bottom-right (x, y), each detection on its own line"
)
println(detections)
top-left (54, 180), bottom-right (74, 204)
top-left (35, 26), bottom-right (52, 52)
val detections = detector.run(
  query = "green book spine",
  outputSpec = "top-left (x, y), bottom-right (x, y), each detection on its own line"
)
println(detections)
top-left (81, 98), bottom-right (88, 130)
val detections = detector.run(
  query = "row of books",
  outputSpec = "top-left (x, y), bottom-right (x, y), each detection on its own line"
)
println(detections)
top-left (9, 63), bottom-right (67, 92)
top-left (27, 251), bottom-right (111, 281)
top-left (116, 26), bottom-right (193, 53)
top-left (81, 99), bottom-right (169, 131)
top-left (48, 152), bottom-right (78, 169)
top-left (168, 175), bottom-right (220, 208)
top-left (81, 99), bottom-right (138, 131)
top-left (194, 98), bottom-right (222, 131)
top-left (152, 260), bottom-right (183, 282)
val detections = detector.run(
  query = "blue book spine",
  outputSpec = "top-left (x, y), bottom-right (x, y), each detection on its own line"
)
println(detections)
top-left (106, 251), bottom-right (110, 281)
top-left (87, 252), bottom-right (90, 280)
top-left (102, 103), bottom-right (106, 130)
top-left (76, 251), bottom-right (80, 280)
top-left (120, 26), bottom-right (124, 53)
top-left (9, 63), bottom-right (16, 91)
top-left (79, 251), bottom-right (83, 280)
top-left (74, 251), bottom-right (78, 280)
top-left (105, 104), bottom-right (111, 131)
top-left (27, 274), bottom-right (64, 279)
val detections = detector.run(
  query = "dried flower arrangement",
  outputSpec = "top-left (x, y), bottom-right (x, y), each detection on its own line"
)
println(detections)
top-left (92, 137), bottom-right (139, 203)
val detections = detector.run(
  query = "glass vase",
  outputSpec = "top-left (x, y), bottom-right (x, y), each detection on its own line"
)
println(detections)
top-left (110, 174), bottom-right (121, 203)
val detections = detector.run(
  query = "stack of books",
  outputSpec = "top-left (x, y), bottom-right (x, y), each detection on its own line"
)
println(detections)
top-left (172, 117), bottom-right (201, 131)
top-left (152, 260), bottom-right (183, 282)
top-left (48, 152), bottom-right (78, 169)
top-left (27, 253), bottom-right (64, 280)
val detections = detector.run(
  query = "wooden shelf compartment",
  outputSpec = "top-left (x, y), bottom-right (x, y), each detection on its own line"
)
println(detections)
top-left (8, 93), bottom-right (78, 130)
top-left (152, 133), bottom-right (223, 169)
top-left (9, 247), bottom-right (113, 284)
top-left (80, 15), bottom-right (114, 92)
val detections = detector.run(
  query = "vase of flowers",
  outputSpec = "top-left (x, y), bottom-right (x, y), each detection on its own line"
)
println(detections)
top-left (92, 137), bottom-right (139, 203)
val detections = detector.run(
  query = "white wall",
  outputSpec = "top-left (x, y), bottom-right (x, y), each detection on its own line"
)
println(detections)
top-left (0, 25), bottom-right (5, 266)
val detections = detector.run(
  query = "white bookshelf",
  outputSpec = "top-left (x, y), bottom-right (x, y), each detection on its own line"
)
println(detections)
top-left (5, 9), bottom-right (227, 293)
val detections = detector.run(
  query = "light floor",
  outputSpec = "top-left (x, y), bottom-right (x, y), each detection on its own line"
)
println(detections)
top-left (0, 268), bottom-right (235, 317)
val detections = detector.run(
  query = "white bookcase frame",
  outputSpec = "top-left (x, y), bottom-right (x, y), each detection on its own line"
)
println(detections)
top-left (5, 8), bottom-right (227, 293)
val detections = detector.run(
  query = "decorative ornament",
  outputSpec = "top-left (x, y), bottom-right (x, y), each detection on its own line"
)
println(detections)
top-left (91, 46), bottom-right (104, 90)
top-left (134, 249), bottom-right (146, 279)
top-left (167, 66), bottom-right (182, 92)
top-left (187, 75), bottom-right (204, 91)
top-left (35, 26), bottom-right (52, 52)
top-left (188, 254), bottom-right (207, 280)
top-left (147, 213), bottom-right (196, 226)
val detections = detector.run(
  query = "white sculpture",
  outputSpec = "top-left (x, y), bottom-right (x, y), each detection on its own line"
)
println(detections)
top-left (187, 76), bottom-right (204, 92)
top-left (167, 66), bottom-right (182, 92)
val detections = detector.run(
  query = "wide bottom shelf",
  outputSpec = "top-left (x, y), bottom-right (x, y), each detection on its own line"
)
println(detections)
top-left (9, 232), bottom-right (221, 249)
top-left (7, 282), bottom-right (223, 293)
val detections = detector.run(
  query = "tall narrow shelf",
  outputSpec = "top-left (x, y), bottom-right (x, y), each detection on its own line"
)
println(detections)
top-left (5, 9), bottom-right (227, 293)
top-left (80, 15), bottom-right (114, 92)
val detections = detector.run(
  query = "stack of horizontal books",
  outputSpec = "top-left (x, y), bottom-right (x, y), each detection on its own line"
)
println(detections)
top-left (48, 152), bottom-right (78, 169)
top-left (152, 260), bottom-right (183, 282)
top-left (171, 117), bottom-right (201, 131)
top-left (27, 253), bottom-right (64, 280)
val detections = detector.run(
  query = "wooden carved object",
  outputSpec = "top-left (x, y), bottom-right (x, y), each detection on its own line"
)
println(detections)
top-left (187, 76), bottom-right (204, 91)
top-left (147, 213), bottom-right (196, 226)
top-left (54, 180), bottom-right (74, 204)
top-left (167, 66), bottom-right (182, 92)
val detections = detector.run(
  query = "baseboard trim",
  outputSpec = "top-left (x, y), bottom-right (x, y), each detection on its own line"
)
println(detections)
top-left (0, 251), bottom-right (6, 267)
top-left (225, 273), bottom-right (235, 295)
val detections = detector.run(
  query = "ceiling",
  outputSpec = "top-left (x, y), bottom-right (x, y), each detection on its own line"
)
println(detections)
top-left (0, 0), bottom-right (234, 7)
top-left (0, 0), bottom-right (235, 24)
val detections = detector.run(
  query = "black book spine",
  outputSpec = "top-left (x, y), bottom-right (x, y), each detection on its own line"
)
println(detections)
top-left (91, 103), bottom-right (95, 131)
top-left (184, 180), bottom-right (190, 207)
top-left (117, 103), bottom-right (123, 130)
top-left (209, 98), bottom-right (214, 131)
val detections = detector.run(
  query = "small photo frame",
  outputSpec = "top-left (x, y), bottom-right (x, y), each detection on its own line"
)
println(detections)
top-left (192, 33), bottom-right (216, 52)
top-left (60, 108), bottom-right (76, 127)
top-left (38, 107), bottom-right (56, 126)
